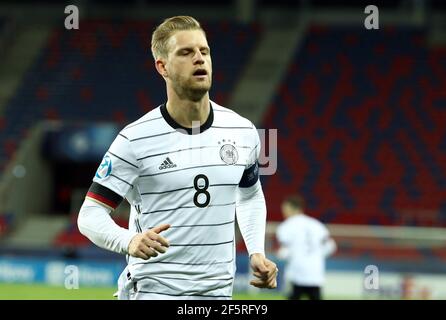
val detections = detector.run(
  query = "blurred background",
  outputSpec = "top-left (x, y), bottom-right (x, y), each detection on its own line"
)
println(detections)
top-left (0, 0), bottom-right (446, 300)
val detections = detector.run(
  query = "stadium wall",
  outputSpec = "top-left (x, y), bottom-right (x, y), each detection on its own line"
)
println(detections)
top-left (2, 253), bottom-right (446, 299)
top-left (324, 271), bottom-right (446, 300)
top-left (0, 253), bottom-right (286, 295)
top-left (0, 123), bottom-right (53, 218)
top-left (0, 256), bottom-right (124, 287)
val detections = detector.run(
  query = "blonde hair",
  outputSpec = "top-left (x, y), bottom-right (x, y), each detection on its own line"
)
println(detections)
top-left (151, 16), bottom-right (205, 60)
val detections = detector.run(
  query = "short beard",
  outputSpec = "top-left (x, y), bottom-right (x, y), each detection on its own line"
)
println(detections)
top-left (171, 75), bottom-right (211, 102)
top-left (184, 87), bottom-right (209, 102)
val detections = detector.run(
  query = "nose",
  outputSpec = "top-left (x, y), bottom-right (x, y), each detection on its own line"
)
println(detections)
top-left (193, 50), bottom-right (204, 65)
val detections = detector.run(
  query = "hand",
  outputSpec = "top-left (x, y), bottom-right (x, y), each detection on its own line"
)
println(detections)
top-left (249, 253), bottom-right (278, 289)
top-left (128, 224), bottom-right (170, 260)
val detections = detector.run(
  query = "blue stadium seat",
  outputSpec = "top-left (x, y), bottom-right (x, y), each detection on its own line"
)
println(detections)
top-left (262, 26), bottom-right (446, 227)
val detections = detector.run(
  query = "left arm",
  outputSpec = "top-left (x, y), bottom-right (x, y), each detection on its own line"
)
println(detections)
top-left (236, 174), bottom-right (278, 289)
top-left (322, 237), bottom-right (337, 257)
top-left (236, 180), bottom-right (266, 257)
top-left (235, 124), bottom-right (278, 289)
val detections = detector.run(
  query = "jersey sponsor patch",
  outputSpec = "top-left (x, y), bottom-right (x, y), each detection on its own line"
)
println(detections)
top-left (95, 155), bottom-right (112, 179)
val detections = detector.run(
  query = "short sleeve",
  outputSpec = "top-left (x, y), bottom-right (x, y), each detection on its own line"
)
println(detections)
top-left (92, 133), bottom-right (139, 198)
top-left (320, 223), bottom-right (330, 240)
top-left (276, 222), bottom-right (292, 246)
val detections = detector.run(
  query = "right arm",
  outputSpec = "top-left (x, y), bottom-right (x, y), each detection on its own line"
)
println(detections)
top-left (77, 132), bottom-right (169, 259)
top-left (77, 198), bottom-right (136, 255)
top-left (276, 223), bottom-right (292, 260)
top-left (77, 198), bottom-right (170, 259)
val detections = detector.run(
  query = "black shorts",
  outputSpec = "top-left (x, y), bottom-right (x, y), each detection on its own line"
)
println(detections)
top-left (289, 284), bottom-right (322, 300)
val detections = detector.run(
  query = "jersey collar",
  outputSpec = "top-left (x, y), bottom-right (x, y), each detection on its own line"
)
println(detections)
top-left (160, 102), bottom-right (214, 135)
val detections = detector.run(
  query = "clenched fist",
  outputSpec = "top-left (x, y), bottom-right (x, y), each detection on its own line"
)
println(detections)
top-left (249, 253), bottom-right (278, 289)
top-left (128, 224), bottom-right (171, 260)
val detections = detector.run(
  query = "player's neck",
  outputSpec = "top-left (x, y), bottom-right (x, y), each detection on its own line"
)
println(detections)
top-left (290, 211), bottom-right (303, 218)
top-left (166, 94), bottom-right (210, 129)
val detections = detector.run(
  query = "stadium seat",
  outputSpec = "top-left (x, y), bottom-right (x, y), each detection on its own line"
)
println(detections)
top-left (262, 25), bottom-right (446, 228)
top-left (0, 19), bottom-right (262, 174)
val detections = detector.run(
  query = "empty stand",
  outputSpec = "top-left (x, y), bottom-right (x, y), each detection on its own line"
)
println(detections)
top-left (262, 26), bottom-right (446, 227)
top-left (0, 19), bottom-right (261, 172)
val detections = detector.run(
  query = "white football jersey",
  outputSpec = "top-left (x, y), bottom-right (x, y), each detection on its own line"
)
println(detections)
top-left (87, 100), bottom-right (261, 299)
top-left (276, 215), bottom-right (333, 287)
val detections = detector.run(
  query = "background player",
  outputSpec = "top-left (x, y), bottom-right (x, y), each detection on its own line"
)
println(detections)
top-left (276, 194), bottom-right (336, 300)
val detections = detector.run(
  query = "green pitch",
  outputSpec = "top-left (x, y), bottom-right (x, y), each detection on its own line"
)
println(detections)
top-left (0, 283), bottom-right (286, 300)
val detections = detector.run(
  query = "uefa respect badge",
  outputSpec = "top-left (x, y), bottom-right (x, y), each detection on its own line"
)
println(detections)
top-left (95, 155), bottom-right (112, 179)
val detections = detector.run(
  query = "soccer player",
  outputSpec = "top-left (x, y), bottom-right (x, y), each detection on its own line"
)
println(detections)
top-left (77, 16), bottom-right (278, 300)
top-left (276, 194), bottom-right (337, 300)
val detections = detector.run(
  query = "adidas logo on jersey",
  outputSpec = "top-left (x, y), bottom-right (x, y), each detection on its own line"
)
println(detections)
top-left (159, 157), bottom-right (177, 170)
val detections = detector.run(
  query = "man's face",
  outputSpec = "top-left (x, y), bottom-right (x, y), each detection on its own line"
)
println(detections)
top-left (281, 202), bottom-right (296, 219)
top-left (164, 29), bottom-right (212, 101)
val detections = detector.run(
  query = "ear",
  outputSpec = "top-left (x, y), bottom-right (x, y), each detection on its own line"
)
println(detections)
top-left (155, 58), bottom-right (168, 78)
